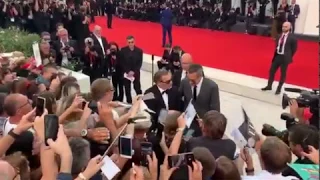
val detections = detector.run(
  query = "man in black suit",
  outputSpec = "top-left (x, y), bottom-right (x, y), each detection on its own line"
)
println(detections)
top-left (287, 0), bottom-right (300, 33)
top-left (144, 69), bottom-right (183, 122)
top-left (262, 22), bottom-right (297, 95)
top-left (172, 53), bottom-right (193, 87)
top-left (53, 28), bottom-right (80, 66)
top-left (105, 0), bottom-right (115, 29)
top-left (120, 35), bottom-right (143, 103)
top-left (91, 25), bottom-right (109, 59)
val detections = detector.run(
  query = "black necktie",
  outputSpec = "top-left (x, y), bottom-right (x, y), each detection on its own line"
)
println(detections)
top-left (193, 85), bottom-right (197, 101)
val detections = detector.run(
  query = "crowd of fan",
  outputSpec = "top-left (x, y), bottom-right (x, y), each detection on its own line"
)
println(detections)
top-left (0, 63), bottom-right (319, 180)
top-left (117, 1), bottom-right (238, 31)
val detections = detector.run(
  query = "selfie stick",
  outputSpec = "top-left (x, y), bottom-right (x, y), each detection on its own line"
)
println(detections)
top-left (151, 54), bottom-right (154, 85)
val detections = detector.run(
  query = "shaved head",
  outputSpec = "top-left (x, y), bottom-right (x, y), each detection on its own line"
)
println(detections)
top-left (282, 21), bottom-right (291, 33)
top-left (181, 53), bottom-right (193, 71)
top-left (93, 25), bottom-right (102, 37)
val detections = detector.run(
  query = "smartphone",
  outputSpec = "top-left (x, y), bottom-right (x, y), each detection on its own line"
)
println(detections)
top-left (158, 109), bottom-right (168, 125)
top-left (183, 129), bottom-right (195, 141)
top-left (88, 100), bottom-right (98, 114)
top-left (44, 114), bottom-right (59, 146)
top-left (141, 142), bottom-right (153, 167)
top-left (168, 152), bottom-right (195, 168)
top-left (82, 101), bottom-right (87, 109)
top-left (119, 136), bottom-right (133, 158)
top-left (36, 97), bottom-right (46, 116)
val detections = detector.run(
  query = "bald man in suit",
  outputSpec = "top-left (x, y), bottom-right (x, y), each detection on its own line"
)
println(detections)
top-left (172, 53), bottom-right (193, 87)
top-left (262, 22), bottom-right (297, 95)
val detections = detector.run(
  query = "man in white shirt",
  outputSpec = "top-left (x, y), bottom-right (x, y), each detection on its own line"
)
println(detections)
top-left (172, 53), bottom-right (193, 87)
top-left (262, 22), bottom-right (297, 95)
top-left (242, 137), bottom-right (298, 180)
top-left (91, 25), bottom-right (108, 59)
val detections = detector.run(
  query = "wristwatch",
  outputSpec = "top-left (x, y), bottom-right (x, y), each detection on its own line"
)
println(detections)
top-left (8, 129), bottom-right (20, 139)
top-left (78, 173), bottom-right (87, 180)
top-left (176, 127), bottom-right (185, 132)
top-left (80, 129), bottom-right (88, 137)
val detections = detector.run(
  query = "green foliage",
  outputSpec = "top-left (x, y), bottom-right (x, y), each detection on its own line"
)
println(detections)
top-left (0, 27), bottom-right (40, 57)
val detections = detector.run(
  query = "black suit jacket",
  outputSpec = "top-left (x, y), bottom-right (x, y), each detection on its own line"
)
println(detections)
top-left (288, 4), bottom-right (300, 20)
top-left (53, 40), bottom-right (80, 66)
top-left (172, 69), bottom-right (184, 87)
top-left (273, 33), bottom-right (297, 63)
top-left (119, 46), bottom-right (143, 74)
top-left (144, 85), bottom-right (183, 123)
top-left (91, 34), bottom-right (108, 58)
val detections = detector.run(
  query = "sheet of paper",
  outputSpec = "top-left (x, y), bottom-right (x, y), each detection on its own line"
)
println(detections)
top-left (184, 101), bottom-right (196, 128)
top-left (124, 73), bottom-right (135, 82)
top-left (100, 156), bottom-right (120, 180)
top-left (32, 43), bottom-right (42, 67)
top-left (143, 92), bottom-right (155, 101)
top-left (118, 102), bottom-right (132, 108)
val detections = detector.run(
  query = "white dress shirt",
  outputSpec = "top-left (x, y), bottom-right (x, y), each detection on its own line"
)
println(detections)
top-left (181, 70), bottom-right (187, 80)
top-left (277, 33), bottom-right (289, 55)
top-left (3, 118), bottom-right (17, 136)
top-left (192, 77), bottom-right (203, 97)
top-left (242, 170), bottom-right (299, 180)
top-left (95, 34), bottom-right (105, 56)
top-left (61, 40), bottom-right (69, 66)
top-left (158, 86), bottom-right (169, 110)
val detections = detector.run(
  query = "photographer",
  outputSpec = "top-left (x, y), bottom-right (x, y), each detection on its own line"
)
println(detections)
top-left (81, 37), bottom-right (102, 83)
top-left (169, 46), bottom-right (185, 73)
top-left (53, 28), bottom-right (80, 66)
top-left (282, 124), bottom-right (319, 178)
top-left (103, 41), bottom-right (124, 101)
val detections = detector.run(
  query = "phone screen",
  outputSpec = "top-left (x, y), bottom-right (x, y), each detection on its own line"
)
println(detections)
top-left (168, 153), bottom-right (194, 168)
top-left (82, 101), bottom-right (86, 109)
top-left (36, 97), bottom-right (45, 116)
top-left (88, 101), bottom-right (98, 114)
top-left (141, 142), bottom-right (153, 166)
top-left (120, 136), bottom-right (132, 158)
top-left (44, 114), bottom-right (59, 146)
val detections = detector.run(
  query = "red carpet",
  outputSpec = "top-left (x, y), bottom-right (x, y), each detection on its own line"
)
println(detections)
top-left (90, 17), bottom-right (318, 88)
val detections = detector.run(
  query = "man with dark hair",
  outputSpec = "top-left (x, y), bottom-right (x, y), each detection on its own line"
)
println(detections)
top-left (187, 110), bottom-right (236, 160)
top-left (181, 63), bottom-right (220, 115)
top-left (282, 124), bottom-right (319, 178)
top-left (144, 69), bottom-right (182, 123)
top-left (120, 35), bottom-right (143, 103)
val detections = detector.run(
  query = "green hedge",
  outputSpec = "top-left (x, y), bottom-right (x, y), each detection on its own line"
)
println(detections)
top-left (0, 28), bottom-right (40, 57)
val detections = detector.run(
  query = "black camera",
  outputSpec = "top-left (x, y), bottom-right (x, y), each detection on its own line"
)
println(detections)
top-left (110, 50), bottom-right (117, 56)
top-left (64, 45), bottom-right (70, 51)
top-left (282, 88), bottom-right (319, 114)
top-left (261, 112), bottom-right (297, 145)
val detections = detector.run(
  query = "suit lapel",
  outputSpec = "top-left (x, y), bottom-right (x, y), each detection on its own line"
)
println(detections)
top-left (153, 86), bottom-right (166, 109)
top-left (197, 78), bottom-right (206, 100)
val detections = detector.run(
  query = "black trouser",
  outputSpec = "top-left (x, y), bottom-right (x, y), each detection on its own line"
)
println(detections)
top-left (107, 14), bottom-right (113, 28)
top-left (123, 71), bottom-right (142, 103)
top-left (267, 54), bottom-right (289, 89)
top-left (288, 16), bottom-right (296, 33)
top-left (245, 16), bottom-right (253, 31)
top-left (112, 72), bottom-right (124, 101)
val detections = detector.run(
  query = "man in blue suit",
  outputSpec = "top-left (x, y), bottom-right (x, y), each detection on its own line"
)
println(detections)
top-left (160, 3), bottom-right (173, 47)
